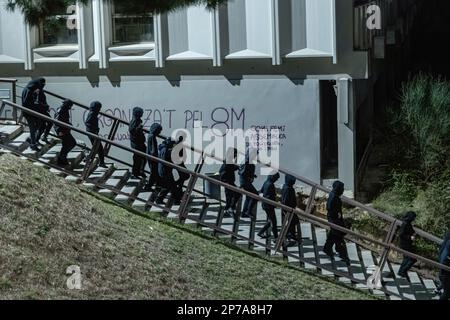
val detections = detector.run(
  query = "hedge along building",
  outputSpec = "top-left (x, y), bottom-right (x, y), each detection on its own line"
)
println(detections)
top-left (0, 0), bottom-right (420, 197)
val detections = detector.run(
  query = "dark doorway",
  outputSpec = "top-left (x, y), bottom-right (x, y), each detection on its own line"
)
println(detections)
top-left (320, 80), bottom-right (338, 180)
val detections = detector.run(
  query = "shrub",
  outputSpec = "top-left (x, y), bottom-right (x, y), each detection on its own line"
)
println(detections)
top-left (393, 73), bottom-right (450, 181)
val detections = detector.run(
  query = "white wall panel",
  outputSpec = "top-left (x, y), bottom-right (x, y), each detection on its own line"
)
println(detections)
top-left (225, 0), bottom-right (274, 59)
top-left (167, 6), bottom-right (213, 60)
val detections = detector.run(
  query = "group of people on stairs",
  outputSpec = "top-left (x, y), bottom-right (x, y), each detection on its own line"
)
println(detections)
top-left (21, 78), bottom-right (107, 167)
top-left (19, 78), bottom-right (450, 300)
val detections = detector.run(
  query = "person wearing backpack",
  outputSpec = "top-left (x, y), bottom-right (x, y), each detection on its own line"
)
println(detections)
top-left (21, 78), bottom-right (45, 151)
top-left (54, 100), bottom-right (75, 166)
top-left (397, 211), bottom-right (418, 277)
top-left (258, 172), bottom-right (280, 240)
top-left (239, 148), bottom-right (258, 219)
top-left (156, 138), bottom-right (179, 204)
top-left (219, 148), bottom-right (240, 218)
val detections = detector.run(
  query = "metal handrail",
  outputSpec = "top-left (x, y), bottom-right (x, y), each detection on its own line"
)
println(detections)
top-left (36, 88), bottom-right (444, 246)
top-left (2, 98), bottom-right (450, 278)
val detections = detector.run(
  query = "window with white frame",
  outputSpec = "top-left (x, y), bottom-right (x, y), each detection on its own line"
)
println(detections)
top-left (39, 2), bottom-right (78, 46)
top-left (111, 0), bottom-right (154, 45)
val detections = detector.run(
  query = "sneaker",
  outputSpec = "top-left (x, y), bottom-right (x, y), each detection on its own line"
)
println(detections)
top-left (98, 162), bottom-right (108, 169)
top-left (340, 256), bottom-right (351, 264)
top-left (258, 233), bottom-right (270, 239)
top-left (30, 145), bottom-right (41, 152)
top-left (323, 249), bottom-right (334, 257)
top-left (223, 210), bottom-right (233, 218)
top-left (397, 272), bottom-right (407, 278)
top-left (57, 159), bottom-right (70, 166)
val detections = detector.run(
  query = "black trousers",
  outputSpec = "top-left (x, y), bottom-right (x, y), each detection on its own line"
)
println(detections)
top-left (224, 183), bottom-right (240, 211)
top-left (59, 133), bottom-right (76, 161)
top-left (146, 161), bottom-right (160, 189)
top-left (399, 255), bottom-right (417, 275)
top-left (157, 174), bottom-right (181, 203)
top-left (241, 180), bottom-right (258, 216)
top-left (259, 207), bottom-right (278, 238)
top-left (440, 275), bottom-right (450, 300)
top-left (132, 143), bottom-right (146, 177)
top-left (324, 228), bottom-right (349, 259)
top-left (283, 210), bottom-right (300, 240)
top-left (36, 111), bottom-right (53, 141)
top-left (88, 136), bottom-right (105, 164)
top-left (24, 114), bottom-right (40, 147)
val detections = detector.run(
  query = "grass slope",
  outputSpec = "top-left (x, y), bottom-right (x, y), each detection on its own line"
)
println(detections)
top-left (0, 154), bottom-right (371, 300)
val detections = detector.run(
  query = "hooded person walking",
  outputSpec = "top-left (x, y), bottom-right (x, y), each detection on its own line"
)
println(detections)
top-left (219, 148), bottom-right (240, 218)
top-left (21, 78), bottom-right (45, 151)
top-left (323, 181), bottom-right (350, 264)
top-left (281, 174), bottom-right (299, 242)
top-left (239, 148), bottom-right (258, 219)
top-left (129, 107), bottom-right (147, 178)
top-left (438, 229), bottom-right (450, 300)
top-left (85, 101), bottom-right (107, 168)
top-left (258, 172), bottom-right (281, 240)
top-left (397, 211), bottom-right (418, 277)
top-left (144, 123), bottom-right (163, 191)
top-left (156, 137), bottom-right (179, 204)
top-left (54, 99), bottom-right (75, 166)
top-left (33, 78), bottom-right (53, 145)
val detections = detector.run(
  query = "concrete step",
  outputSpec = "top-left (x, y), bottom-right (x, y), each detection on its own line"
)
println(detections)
top-left (0, 124), bottom-right (23, 143)
top-left (114, 178), bottom-right (142, 204)
top-left (98, 169), bottom-right (130, 198)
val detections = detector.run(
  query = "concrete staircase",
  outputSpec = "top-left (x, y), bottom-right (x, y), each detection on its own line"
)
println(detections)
top-left (0, 122), bottom-right (441, 300)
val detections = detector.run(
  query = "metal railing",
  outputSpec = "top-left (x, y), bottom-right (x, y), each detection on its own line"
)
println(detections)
top-left (3, 84), bottom-right (446, 246)
top-left (1, 97), bottom-right (449, 300)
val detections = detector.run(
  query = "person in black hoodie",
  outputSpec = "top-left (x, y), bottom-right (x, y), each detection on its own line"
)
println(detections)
top-left (219, 148), bottom-right (240, 217)
top-left (54, 100), bottom-right (75, 166)
top-left (239, 148), bottom-right (258, 219)
top-left (258, 172), bottom-right (280, 239)
top-left (85, 101), bottom-right (107, 168)
top-left (21, 78), bottom-right (45, 151)
top-left (144, 123), bottom-right (163, 191)
top-left (323, 181), bottom-right (349, 263)
top-left (397, 211), bottom-right (418, 277)
top-left (34, 78), bottom-right (53, 144)
top-left (156, 138), bottom-right (179, 204)
top-left (129, 107), bottom-right (147, 178)
top-left (282, 174), bottom-right (299, 242)
top-left (438, 229), bottom-right (450, 300)
top-left (174, 134), bottom-right (190, 204)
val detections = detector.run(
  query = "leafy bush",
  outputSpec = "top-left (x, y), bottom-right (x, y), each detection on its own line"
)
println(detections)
top-left (392, 73), bottom-right (450, 181)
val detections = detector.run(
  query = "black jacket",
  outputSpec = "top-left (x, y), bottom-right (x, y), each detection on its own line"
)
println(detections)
top-left (260, 173), bottom-right (280, 210)
top-left (129, 107), bottom-right (146, 148)
top-left (327, 181), bottom-right (344, 224)
top-left (158, 138), bottom-right (176, 179)
top-left (147, 123), bottom-right (163, 157)
top-left (281, 175), bottom-right (297, 209)
top-left (85, 101), bottom-right (102, 134)
top-left (22, 78), bottom-right (46, 111)
top-left (398, 212), bottom-right (417, 251)
top-left (220, 163), bottom-right (239, 185)
top-left (54, 100), bottom-right (74, 136)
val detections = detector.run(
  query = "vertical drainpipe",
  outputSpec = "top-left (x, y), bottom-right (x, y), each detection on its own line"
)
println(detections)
top-left (337, 77), bottom-right (356, 197)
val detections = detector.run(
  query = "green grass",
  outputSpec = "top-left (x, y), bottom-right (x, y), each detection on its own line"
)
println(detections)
top-left (0, 154), bottom-right (373, 300)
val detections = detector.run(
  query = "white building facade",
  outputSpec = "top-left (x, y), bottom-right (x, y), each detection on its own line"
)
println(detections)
top-left (0, 0), bottom-right (420, 196)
